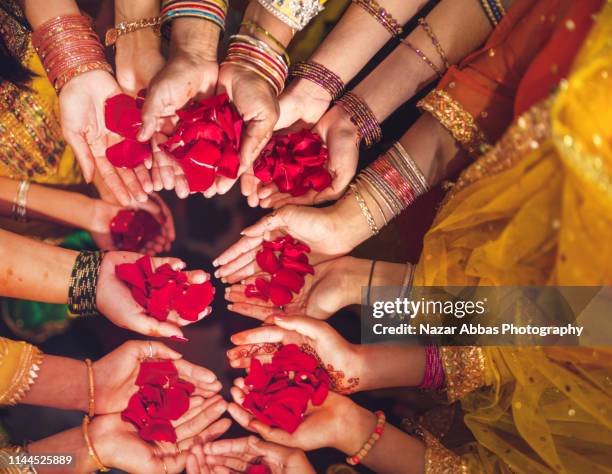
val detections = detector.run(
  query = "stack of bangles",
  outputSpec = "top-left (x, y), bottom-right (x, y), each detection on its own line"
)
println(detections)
top-left (161, 0), bottom-right (228, 32)
top-left (350, 142), bottom-right (429, 234)
top-left (31, 14), bottom-right (112, 92)
top-left (401, 18), bottom-right (449, 78)
top-left (480, 0), bottom-right (506, 26)
top-left (222, 34), bottom-right (289, 96)
top-left (289, 61), bottom-right (345, 100)
top-left (418, 345), bottom-right (445, 390)
top-left (336, 91), bottom-right (382, 148)
top-left (352, 0), bottom-right (403, 38)
top-left (346, 410), bottom-right (386, 466)
top-left (68, 251), bottom-right (104, 317)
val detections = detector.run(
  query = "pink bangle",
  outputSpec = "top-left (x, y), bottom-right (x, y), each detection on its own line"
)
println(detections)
top-left (336, 91), bottom-right (382, 148)
top-left (289, 61), bottom-right (345, 101)
top-left (352, 0), bottom-right (403, 38)
top-left (419, 345), bottom-right (445, 390)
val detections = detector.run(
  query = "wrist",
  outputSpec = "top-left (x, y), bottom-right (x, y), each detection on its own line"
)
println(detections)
top-left (88, 415), bottom-right (116, 470)
top-left (335, 400), bottom-right (377, 454)
top-left (116, 28), bottom-right (161, 55)
top-left (329, 195), bottom-right (372, 252)
top-left (338, 256), bottom-right (371, 306)
top-left (170, 18), bottom-right (220, 62)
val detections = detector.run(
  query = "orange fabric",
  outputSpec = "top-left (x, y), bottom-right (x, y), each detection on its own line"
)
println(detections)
top-left (434, 0), bottom-right (601, 146)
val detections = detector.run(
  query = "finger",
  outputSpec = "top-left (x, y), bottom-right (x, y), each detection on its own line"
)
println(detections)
top-left (240, 212), bottom-right (285, 238)
top-left (223, 261), bottom-right (260, 285)
top-left (273, 314), bottom-right (333, 339)
top-left (151, 257), bottom-right (186, 271)
top-left (225, 285), bottom-right (274, 307)
top-left (228, 354), bottom-right (273, 369)
top-left (213, 175), bottom-right (237, 196)
top-left (161, 453), bottom-right (190, 474)
top-left (215, 248), bottom-right (258, 280)
top-left (134, 340), bottom-right (182, 360)
top-left (202, 182), bottom-right (218, 199)
top-left (175, 398), bottom-right (228, 440)
top-left (227, 401), bottom-right (254, 431)
top-left (226, 343), bottom-right (278, 362)
top-left (230, 326), bottom-right (286, 345)
top-left (174, 396), bottom-right (206, 426)
top-left (174, 358), bottom-right (219, 385)
top-left (203, 437), bottom-right (251, 457)
top-left (197, 418), bottom-right (232, 445)
top-left (240, 172), bottom-right (258, 198)
top-left (211, 467), bottom-right (233, 474)
top-left (214, 236), bottom-right (264, 267)
top-left (185, 270), bottom-right (210, 284)
top-left (256, 182), bottom-right (278, 200)
top-left (240, 116), bottom-right (275, 174)
top-left (134, 163), bottom-right (154, 194)
top-left (93, 156), bottom-right (132, 206)
top-left (247, 191), bottom-right (260, 208)
top-left (186, 453), bottom-right (202, 474)
top-left (227, 303), bottom-right (277, 322)
top-left (248, 420), bottom-right (292, 446)
top-left (117, 167), bottom-right (148, 202)
top-left (136, 316), bottom-right (185, 339)
top-left (167, 306), bottom-right (212, 327)
top-left (65, 132), bottom-right (95, 182)
top-left (205, 455), bottom-right (249, 472)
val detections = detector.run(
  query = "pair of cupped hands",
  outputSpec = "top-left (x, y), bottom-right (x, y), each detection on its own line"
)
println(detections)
top-left (60, 41), bottom-right (361, 211)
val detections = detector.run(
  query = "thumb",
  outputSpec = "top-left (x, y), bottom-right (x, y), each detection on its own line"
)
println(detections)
top-left (241, 208), bottom-right (288, 237)
top-left (136, 340), bottom-right (182, 360)
top-left (272, 314), bottom-right (332, 340)
top-left (240, 117), bottom-right (275, 170)
top-left (66, 132), bottom-right (95, 182)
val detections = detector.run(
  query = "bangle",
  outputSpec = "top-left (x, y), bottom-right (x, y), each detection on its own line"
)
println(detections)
top-left (346, 410), bottom-right (386, 466)
top-left (222, 34), bottom-right (289, 96)
top-left (349, 183), bottom-right (379, 236)
top-left (240, 21), bottom-right (290, 65)
top-left (68, 251), bottom-right (104, 317)
top-left (85, 358), bottom-right (95, 417)
top-left (104, 16), bottom-right (162, 46)
top-left (12, 180), bottom-right (30, 223)
top-left (419, 345), bottom-right (445, 390)
top-left (82, 416), bottom-right (110, 472)
top-left (161, 0), bottom-right (228, 31)
top-left (31, 14), bottom-right (112, 92)
top-left (480, 0), bottom-right (506, 27)
top-left (401, 38), bottom-right (443, 78)
top-left (352, 0), bottom-right (403, 38)
top-left (336, 91), bottom-right (382, 148)
top-left (255, 0), bottom-right (323, 31)
top-left (289, 61), bottom-right (345, 100)
top-left (418, 18), bottom-right (450, 71)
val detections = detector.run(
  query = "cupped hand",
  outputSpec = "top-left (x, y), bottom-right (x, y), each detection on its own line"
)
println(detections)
top-left (257, 105), bottom-right (360, 208)
top-left (93, 340), bottom-right (222, 414)
top-left (59, 69), bottom-right (151, 205)
top-left (188, 436), bottom-right (314, 474)
top-left (224, 256), bottom-right (357, 320)
top-left (212, 64), bottom-right (279, 200)
top-left (227, 314), bottom-right (362, 394)
top-left (228, 379), bottom-right (355, 452)
top-left (89, 192), bottom-right (176, 254)
top-left (91, 396), bottom-right (230, 474)
top-left (213, 205), bottom-right (354, 284)
top-left (96, 252), bottom-right (212, 339)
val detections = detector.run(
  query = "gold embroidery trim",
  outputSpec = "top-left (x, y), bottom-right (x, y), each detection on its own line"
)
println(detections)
top-left (0, 338), bottom-right (44, 406)
top-left (418, 89), bottom-right (491, 158)
top-left (439, 346), bottom-right (486, 403)
top-left (423, 428), bottom-right (468, 474)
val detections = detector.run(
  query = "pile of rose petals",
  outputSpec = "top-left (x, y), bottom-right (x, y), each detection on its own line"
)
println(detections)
top-left (253, 129), bottom-right (332, 197)
top-left (110, 209), bottom-right (161, 252)
top-left (104, 91), bottom-right (151, 168)
top-left (116, 256), bottom-right (215, 322)
top-left (243, 344), bottom-right (329, 433)
top-left (121, 360), bottom-right (195, 443)
top-left (160, 94), bottom-right (243, 192)
top-left (244, 235), bottom-right (313, 306)
top-left (247, 465), bottom-right (271, 474)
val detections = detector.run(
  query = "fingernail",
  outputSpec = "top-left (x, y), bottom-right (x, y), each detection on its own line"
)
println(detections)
top-left (214, 270), bottom-right (220, 278)
top-left (240, 231), bottom-right (245, 236)
top-left (205, 307), bottom-right (212, 316)
top-left (144, 183), bottom-right (153, 193)
top-left (138, 194), bottom-right (148, 203)
top-left (212, 259), bottom-right (219, 267)
top-left (240, 280), bottom-right (246, 285)
top-left (275, 314), bottom-right (285, 321)
top-left (228, 304), bottom-right (234, 311)
top-left (221, 278), bottom-right (227, 284)
top-left (170, 335), bottom-right (189, 342)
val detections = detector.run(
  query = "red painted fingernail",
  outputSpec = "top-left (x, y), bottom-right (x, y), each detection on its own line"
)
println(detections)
top-left (170, 335), bottom-right (189, 342)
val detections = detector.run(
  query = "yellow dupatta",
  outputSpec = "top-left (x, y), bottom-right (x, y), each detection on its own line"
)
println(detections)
top-left (414, 3), bottom-right (612, 473)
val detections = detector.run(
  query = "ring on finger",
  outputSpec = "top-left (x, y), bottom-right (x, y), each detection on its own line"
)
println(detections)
top-left (148, 341), bottom-right (154, 359)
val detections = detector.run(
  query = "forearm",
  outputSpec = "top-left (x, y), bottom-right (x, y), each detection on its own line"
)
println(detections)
top-left (20, 355), bottom-right (89, 412)
top-left (353, 0), bottom-right (492, 123)
top-left (0, 228), bottom-right (76, 303)
top-left (22, 0), bottom-right (80, 27)
top-left (114, 0), bottom-right (161, 59)
top-left (28, 427), bottom-right (95, 474)
top-left (357, 345), bottom-right (426, 390)
top-left (338, 402), bottom-right (425, 474)
top-left (241, 0), bottom-right (295, 49)
top-left (170, 16), bottom-right (221, 62)
top-left (0, 178), bottom-right (96, 230)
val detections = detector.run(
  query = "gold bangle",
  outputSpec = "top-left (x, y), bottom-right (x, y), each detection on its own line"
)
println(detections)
top-left (82, 415), bottom-right (110, 472)
top-left (85, 358), bottom-right (95, 417)
top-left (11, 180), bottom-right (30, 223)
top-left (105, 16), bottom-right (162, 46)
top-left (240, 21), bottom-right (290, 65)
top-left (349, 183), bottom-right (379, 235)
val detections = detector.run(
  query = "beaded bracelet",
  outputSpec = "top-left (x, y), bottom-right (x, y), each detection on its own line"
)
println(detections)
top-left (31, 14), bottom-right (112, 91)
top-left (82, 416), bottom-right (110, 472)
top-left (349, 183), bottom-right (379, 235)
top-left (289, 61), bottom-right (345, 100)
top-left (105, 16), bottom-right (162, 46)
top-left (161, 0), bottom-right (228, 31)
top-left (401, 38), bottom-right (443, 78)
top-left (480, 0), bottom-right (506, 27)
top-left (418, 18), bottom-right (450, 71)
top-left (68, 251), bottom-right (104, 317)
top-left (352, 0), bottom-right (403, 38)
top-left (419, 345), bottom-right (445, 390)
top-left (336, 91), bottom-right (382, 148)
top-left (346, 410), bottom-right (386, 466)
top-left (223, 34), bottom-right (289, 96)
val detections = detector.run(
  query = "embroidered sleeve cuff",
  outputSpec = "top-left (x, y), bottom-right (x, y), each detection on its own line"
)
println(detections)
top-left (0, 338), bottom-right (44, 406)
top-left (423, 428), bottom-right (468, 474)
top-left (440, 346), bottom-right (487, 403)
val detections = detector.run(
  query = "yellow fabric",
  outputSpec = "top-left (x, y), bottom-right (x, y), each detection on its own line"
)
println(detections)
top-left (414, 4), bottom-right (612, 473)
top-left (0, 337), bottom-right (43, 406)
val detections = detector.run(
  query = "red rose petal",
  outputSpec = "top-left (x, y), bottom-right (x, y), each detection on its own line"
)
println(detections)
top-left (147, 281), bottom-right (176, 321)
top-left (272, 268), bottom-right (304, 293)
top-left (280, 254), bottom-right (314, 276)
top-left (172, 281), bottom-right (215, 321)
top-left (136, 360), bottom-right (178, 386)
top-left (116, 261), bottom-right (146, 291)
top-left (139, 418), bottom-right (177, 443)
top-left (105, 94), bottom-right (141, 139)
top-left (268, 283), bottom-right (292, 306)
top-left (247, 465), bottom-right (271, 474)
top-left (106, 139), bottom-right (151, 169)
top-left (245, 358), bottom-right (272, 390)
top-left (216, 143), bottom-right (240, 179)
top-left (302, 167), bottom-right (332, 191)
top-left (256, 247), bottom-right (280, 273)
